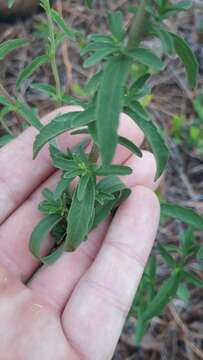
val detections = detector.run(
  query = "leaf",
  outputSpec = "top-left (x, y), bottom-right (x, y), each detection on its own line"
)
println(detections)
top-left (118, 136), bottom-right (142, 158)
top-left (16, 55), bottom-right (48, 89)
top-left (176, 283), bottom-right (190, 302)
top-left (182, 271), bottom-right (203, 287)
top-left (29, 214), bottom-right (62, 260)
top-left (171, 33), bottom-right (198, 89)
top-left (54, 174), bottom-right (70, 200)
top-left (7, 0), bottom-right (15, 8)
top-left (181, 227), bottom-right (195, 255)
top-left (83, 48), bottom-right (116, 68)
top-left (65, 179), bottom-right (95, 251)
top-left (81, 42), bottom-right (116, 56)
top-left (40, 244), bottom-right (65, 265)
top-left (152, 26), bottom-right (174, 53)
top-left (130, 73), bottom-right (151, 94)
top-left (128, 48), bottom-right (164, 70)
top-left (16, 101), bottom-right (43, 130)
top-left (31, 83), bottom-right (57, 97)
top-left (95, 164), bottom-right (132, 176)
top-left (84, 71), bottom-right (102, 96)
top-left (166, 0), bottom-right (192, 12)
top-left (108, 11), bottom-right (125, 41)
top-left (0, 134), bottom-right (15, 147)
top-left (92, 198), bottom-right (117, 228)
top-left (157, 243), bottom-right (176, 268)
top-left (143, 270), bottom-right (181, 321)
top-left (84, 0), bottom-right (93, 8)
top-left (50, 9), bottom-right (76, 39)
top-left (161, 203), bottom-right (203, 230)
top-left (96, 176), bottom-right (127, 194)
top-left (88, 34), bottom-right (114, 44)
top-left (126, 105), bottom-right (169, 179)
top-left (77, 175), bottom-right (91, 201)
top-left (33, 107), bottom-right (95, 158)
top-left (0, 96), bottom-right (11, 106)
top-left (197, 245), bottom-right (203, 261)
top-left (0, 39), bottom-right (28, 60)
top-left (96, 57), bottom-right (130, 165)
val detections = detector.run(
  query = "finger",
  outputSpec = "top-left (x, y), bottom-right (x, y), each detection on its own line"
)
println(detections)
top-left (121, 150), bottom-right (162, 190)
top-left (62, 186), bottom-right (160, 360)
top-left (29, 152), bottom-right (159, 311)
top-left (0, 106), bottom-right (86, 224)
top-left (0, 112), bottom-right (144, 280)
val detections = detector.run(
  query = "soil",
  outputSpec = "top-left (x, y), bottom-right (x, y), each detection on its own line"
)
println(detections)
top-left (0, 1), bottom-right (203, 359)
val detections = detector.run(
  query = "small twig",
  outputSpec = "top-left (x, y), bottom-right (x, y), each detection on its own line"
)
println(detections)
top-left (169, 304), bottom-right (203, 360)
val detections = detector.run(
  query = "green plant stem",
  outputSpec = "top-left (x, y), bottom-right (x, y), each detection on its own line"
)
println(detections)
top-left (89, 142), bottom-right (100, 163)
top-left (46, 3), bottom-right (61, 102)
top-left (127, 0), bottom-right (149, 48)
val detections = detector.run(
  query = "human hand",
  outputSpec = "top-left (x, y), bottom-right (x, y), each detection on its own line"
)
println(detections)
top-left (0, 107), bottom-right (160, 360)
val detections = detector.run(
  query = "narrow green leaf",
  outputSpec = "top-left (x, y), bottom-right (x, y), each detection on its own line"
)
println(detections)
top-left (96, 57), bottom-right (130, 165)
top-left (0, 96), bottom-right (12, 106)
top-left (152, 26), bottom-right (174, 53)
top-left (143, 270), bottom-right (181, 321)
top-left (176, 283), bottom-right (190, 302)
top-left (96, 176), bottom-right (127, 194)
top-left (126, 106), bottom-right (169, 179)
top-left (16, 101), bottom-right (43, 130)
top-left (108, 11), bottom-right (125, 41)
top-left (83, 48), bottom-right (116, 68)
top-left (182, 271), bottom-right (203, 287)
top-left (40, 244), bottom-right (65, 265)
top-left (181, 227), bottom-right (195, 255)
top-left (0, 39), bottom-right (28, 60)
top-left (16, 55), bottom-right (48, 89)
top-left (171, 33), bottom-right (198, 89)
top-left (197, 245), bottom-right (203, 261)
top-left (130, 73), bottom-right (150, 94)
top-left (81, 42), bottom-right (115, 56)
top-left (88, 34), bottom-right (114, 44)
top-left (84, 71), bottom-right (102, 96)
top-left (50, 9), bottom-right (76, 39)
top-left (161, 203), bottom-right (203, 230)
top-left (157, 243), bottom-right (176, 268)
top-left (7, 0), bottom-right (15, 8)
top-left (129, 48), bottom-right (164, 70)
top-left (95, 164), bottom-right (132, 176)
top-left (54, 174), bottom-right (70, 200)
top-left (31, 83), bottom-right (57, 97)
top-left (84, 0), bottom-right (93, 8)
top-left (92, 198), bottom-right (117, 228)
top-left (29, 214), bottom-right (62, 259)
top-left (77, 175), bottom-right (90, 201)
top-left (65, 180), bottom-right (95, 251)
top-left (33, 107), bottom-right (94, 158)
top-left (118, 136), bottom-right (142, 158)
top-left (0, 134), bottom-right (15, 147)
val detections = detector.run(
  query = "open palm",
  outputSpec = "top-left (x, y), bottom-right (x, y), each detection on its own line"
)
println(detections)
top-left (0, 107), bottom-right (160, 360)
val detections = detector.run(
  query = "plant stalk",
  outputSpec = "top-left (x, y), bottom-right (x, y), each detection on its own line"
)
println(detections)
top-left (89, 142), bottom-right (100, 163)
top-left (46, 2), bottom-right (61, 102)
top-left (127, 0), bottom-right (149, 49)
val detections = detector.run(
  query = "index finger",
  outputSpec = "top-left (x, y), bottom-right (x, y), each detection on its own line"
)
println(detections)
top-left (0, 106), bottom-right (85, 224)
